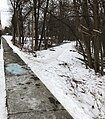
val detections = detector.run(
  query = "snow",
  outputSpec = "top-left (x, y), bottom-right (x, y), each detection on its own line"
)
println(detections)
top-left (2, 35), bottom-right (105, 119)
top-left (0, 42), bottom-right (7, 119)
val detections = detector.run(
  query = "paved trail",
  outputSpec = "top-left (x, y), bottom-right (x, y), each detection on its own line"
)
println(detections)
top-left (2, 38), bottom-right (73, 119)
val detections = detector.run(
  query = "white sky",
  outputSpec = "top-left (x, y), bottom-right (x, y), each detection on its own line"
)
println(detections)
top-left (0, 0), bottom-right (10, 28)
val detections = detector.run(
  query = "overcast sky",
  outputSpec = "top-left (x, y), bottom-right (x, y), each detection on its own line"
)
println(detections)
top-left (0, 0), bottom-right (10, 28)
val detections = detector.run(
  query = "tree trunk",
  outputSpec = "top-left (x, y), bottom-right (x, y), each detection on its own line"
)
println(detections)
top-left (93, 0), bottom-right (100, 72)
top-left (81, 0), bottom-right (93, 68)
top-left (33, 0), bottom-right (39, 51)
top-left (38, 0), bottom-right (50, 50)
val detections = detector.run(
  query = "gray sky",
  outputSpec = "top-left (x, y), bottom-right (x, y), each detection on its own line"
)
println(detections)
top-left (0, 0), bottom-right (10, 28)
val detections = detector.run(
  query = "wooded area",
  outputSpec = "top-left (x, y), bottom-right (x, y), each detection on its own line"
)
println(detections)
top-left (8, 0), bottom-right (105, 75)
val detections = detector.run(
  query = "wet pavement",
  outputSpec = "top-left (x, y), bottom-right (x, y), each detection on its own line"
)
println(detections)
top-left (2, 38), bottom-right (73, 119)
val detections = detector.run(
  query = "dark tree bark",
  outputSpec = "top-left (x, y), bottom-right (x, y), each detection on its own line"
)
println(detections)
top-left (81, 0), bottom-right (93, 69)
top-left (33, 0), bottom-right (39, 51)
top-left (38, 0), bottom-right (50, 50)
top-left (93, 0), bottom-right (100, 72)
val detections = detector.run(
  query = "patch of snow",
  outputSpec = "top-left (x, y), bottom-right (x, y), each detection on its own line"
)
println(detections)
top-left (0, 41), bottom-right (7, 119)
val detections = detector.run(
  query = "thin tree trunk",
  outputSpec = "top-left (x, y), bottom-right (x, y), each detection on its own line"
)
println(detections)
top-left (80, 0), bottom-right (93, 68)
top-left (93, 0), bottom-right (100, 72)
top-left (38, 0), bottom-right (50, 50)
top-left (33, 0), bottom-right (38, 51)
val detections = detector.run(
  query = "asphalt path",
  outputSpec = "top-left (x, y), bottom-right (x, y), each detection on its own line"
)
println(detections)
top-left (2, 38), bottom-right (73, 119)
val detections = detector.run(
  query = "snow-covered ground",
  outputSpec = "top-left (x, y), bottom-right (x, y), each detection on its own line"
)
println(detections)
top-left (0, 42), bottom-right (7, 119)
top-left (2, 35), bottom-right (105, 119)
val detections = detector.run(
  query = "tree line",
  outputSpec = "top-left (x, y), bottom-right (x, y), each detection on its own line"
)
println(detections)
top-left (8, 0), bottom-right (105, 75)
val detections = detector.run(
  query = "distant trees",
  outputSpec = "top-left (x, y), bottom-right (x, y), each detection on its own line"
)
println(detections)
top-left (9, 0), bottom-right (31, 45)
top-left (9, 0), bottom-right (75, 48)
top-left (9, 0), bottom-right (105, 74)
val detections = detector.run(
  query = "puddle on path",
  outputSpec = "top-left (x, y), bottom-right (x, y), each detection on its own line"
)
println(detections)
top-left (6, 63), bottom-right (27, 75)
